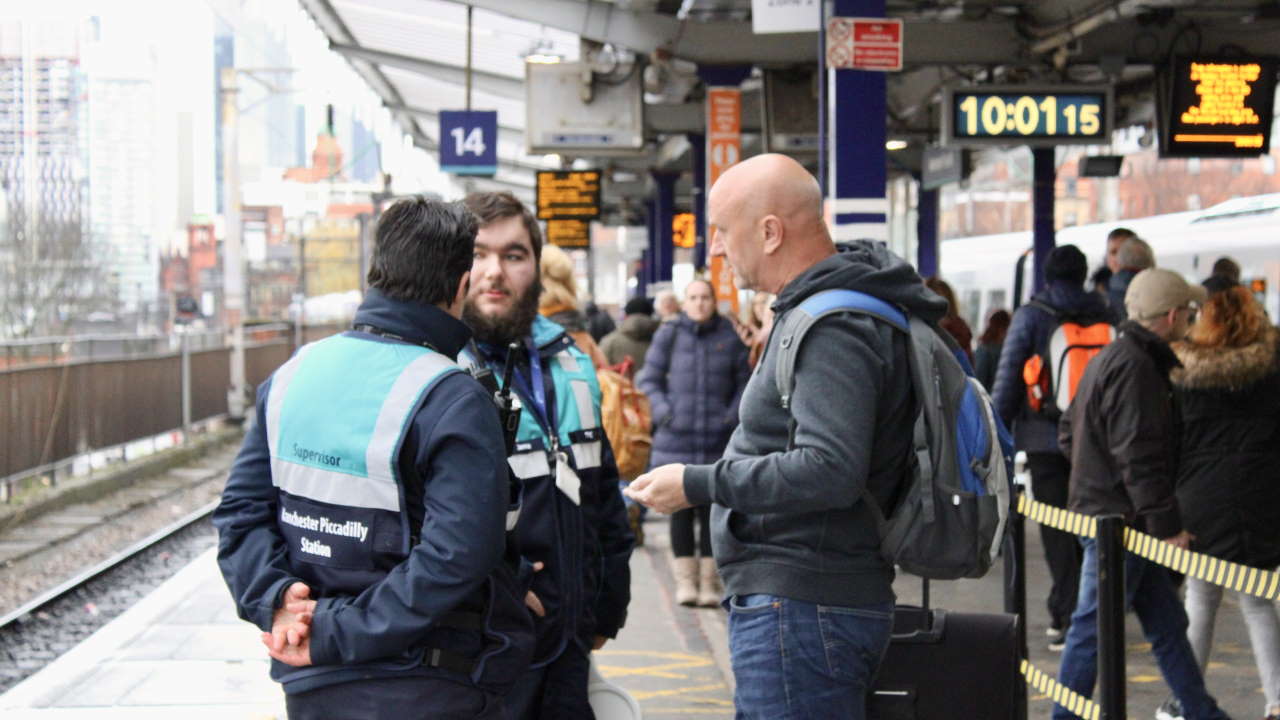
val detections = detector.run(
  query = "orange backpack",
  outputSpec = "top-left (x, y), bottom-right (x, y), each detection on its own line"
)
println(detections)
top-left (596, 367), bottom-right (652, 481)
top-left (1022, 300), bottom-right (1116, 419)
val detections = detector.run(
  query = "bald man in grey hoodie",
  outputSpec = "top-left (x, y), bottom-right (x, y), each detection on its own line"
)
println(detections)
top-left (626, 154), bottom-right (947, 720)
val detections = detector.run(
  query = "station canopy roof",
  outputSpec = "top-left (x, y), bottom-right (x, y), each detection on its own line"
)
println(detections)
top-left (300, 0), bottom-right (1280, 219)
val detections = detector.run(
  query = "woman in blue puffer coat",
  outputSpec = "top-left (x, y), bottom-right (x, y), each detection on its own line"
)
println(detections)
top-left (636, 279), bottom-right (751, 607)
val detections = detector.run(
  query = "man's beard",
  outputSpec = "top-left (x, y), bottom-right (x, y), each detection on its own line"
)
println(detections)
top-left (463, 278), bottom-right (542, 348)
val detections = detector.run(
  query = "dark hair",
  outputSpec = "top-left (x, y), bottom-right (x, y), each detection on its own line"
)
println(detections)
top-left (462, 191), bottom-right (543, 262)
top-left (979, 309), bottom-right (1011, 345)
top-left (1044, 244), bottom-right (1088, 285)
top-left (1210, 256), bottom-right (1241, 282)
top-left (624, 297), bottom-right (654, 316)
top-left (366, 196), bottom-right (476, 306)
top-left (1107, 227), bottom-right (1137, 242)
top-left (1090, 265), bottom-right (1112, 288)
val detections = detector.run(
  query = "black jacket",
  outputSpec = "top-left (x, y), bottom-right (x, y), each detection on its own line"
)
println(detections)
top-left (1059, 321), bottom-right (1183, 539)
top-left (1171, 328), bottom-right (1280, 568)
top-left (992, 281), bottom-right (1113, 454)
top-left (684, 242), bottom-right (946, 607)
top-left (215, 289), bottom-right (530, 695)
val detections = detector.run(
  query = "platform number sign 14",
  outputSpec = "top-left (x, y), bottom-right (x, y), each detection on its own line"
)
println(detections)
top-left (440, 110), bottom-right (498, 176)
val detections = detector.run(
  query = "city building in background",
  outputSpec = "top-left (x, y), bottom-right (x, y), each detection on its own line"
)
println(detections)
top-left (0, 18), bottom-right (105, 338)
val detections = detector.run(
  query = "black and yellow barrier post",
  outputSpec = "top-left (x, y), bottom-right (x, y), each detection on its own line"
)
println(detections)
top-left (1096, 515), bottom-right (1126, 720)
top-left (1004, 485), bottom-right (1029, 720)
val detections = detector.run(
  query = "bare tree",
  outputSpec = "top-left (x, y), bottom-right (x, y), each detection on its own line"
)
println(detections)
top-left (1, 205), bottom-right (115, 339)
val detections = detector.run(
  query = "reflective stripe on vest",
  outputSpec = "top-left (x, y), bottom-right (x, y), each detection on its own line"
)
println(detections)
top-left (463, 343), bottom-right (603, 476)
top-left (266, 335), bottom-right (459, 512)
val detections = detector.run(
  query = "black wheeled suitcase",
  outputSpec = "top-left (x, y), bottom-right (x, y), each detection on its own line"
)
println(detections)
top-left (868, 584), bottom-right (1021, 720)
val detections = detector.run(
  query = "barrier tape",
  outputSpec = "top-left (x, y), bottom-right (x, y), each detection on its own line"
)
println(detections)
top-left (1017, 494), bottom-right (1096, 540)
top-left (1015, 495), bottom-right (1280, 601)
top-left (1021, 659), bottom-right (1100, 720)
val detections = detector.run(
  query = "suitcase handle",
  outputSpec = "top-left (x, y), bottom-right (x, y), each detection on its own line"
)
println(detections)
top-left (891, 606), bottom-right (947, 643)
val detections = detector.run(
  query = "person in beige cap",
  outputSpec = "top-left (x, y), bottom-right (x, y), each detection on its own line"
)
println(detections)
top-left (1052, 268), bottom-right (1228, 720)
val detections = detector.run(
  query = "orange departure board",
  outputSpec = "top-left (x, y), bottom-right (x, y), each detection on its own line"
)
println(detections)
top-left (545, 218), bottom-right (591, 248)
top-left (1162, 57), bottom-right (1277, 158)
top-left (672, 212), bottom-right (696, 248)
top-left (536, 171), bottom-right (601, 221)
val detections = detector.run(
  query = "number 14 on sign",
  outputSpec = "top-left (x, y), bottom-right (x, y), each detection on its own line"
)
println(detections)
top-left (440, 110), bottom-right (498, 176)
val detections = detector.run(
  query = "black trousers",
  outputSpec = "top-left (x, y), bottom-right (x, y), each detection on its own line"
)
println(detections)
top-left (1027, 451), bottom-right (1083, 630)
top-left (504, 642), bottom-right (596, 720)
top-left (670, 505), bottom-right (713, 558)
top-left (285, 676), bottom-right (503, 720)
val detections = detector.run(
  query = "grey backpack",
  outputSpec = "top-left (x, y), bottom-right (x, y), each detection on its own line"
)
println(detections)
top-left (773, 289), bottom-right (1010, 580)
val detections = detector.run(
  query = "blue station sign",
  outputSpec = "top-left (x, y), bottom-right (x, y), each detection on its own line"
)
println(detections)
top-left (439, 110), bottom-right (497, 176)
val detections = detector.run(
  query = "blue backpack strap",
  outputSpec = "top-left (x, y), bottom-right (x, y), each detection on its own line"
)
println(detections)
top-left (774, 289), bottom-right (908, 411)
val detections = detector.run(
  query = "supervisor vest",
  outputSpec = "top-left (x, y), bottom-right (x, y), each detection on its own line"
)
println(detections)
top-left (266, 333), bottom-right (530, 693)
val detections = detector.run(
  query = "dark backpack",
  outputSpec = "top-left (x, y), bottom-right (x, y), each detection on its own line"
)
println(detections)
top-left (773, 289), bottom-right (1010, 580)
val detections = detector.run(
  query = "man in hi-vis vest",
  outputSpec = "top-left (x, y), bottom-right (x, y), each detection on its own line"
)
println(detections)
top-left (215, 197), bottom-right (533, 720)
top-left (461, 191), bottom-right (634, 719)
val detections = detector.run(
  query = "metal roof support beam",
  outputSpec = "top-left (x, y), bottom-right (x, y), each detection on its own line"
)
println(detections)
top-left (409, 129), bottom-right (544, 174)
top-left (450, 1), bottom-right (1038, 66)
top-left (388, 102), bottom-right (525, 134)
top-left (299, 0), bottom-right (425, 137)
top-left (329, 42), bottom-right (525, 100)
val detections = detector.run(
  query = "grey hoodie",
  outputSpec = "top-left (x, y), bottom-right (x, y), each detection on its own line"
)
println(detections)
top-left (683, 242), bottom-right (947, 607)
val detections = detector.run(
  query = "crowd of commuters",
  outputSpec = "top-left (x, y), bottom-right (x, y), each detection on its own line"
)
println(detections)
top-left (214, 164), bottom-right (1279, 719)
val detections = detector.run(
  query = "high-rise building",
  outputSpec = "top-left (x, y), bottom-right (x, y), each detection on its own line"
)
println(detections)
top-left (85, 33), bottom-right (158, 316)
top-left (0, 19), bottom-right (98, 337)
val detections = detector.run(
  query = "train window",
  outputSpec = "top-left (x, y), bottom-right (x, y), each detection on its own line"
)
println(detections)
top-left (989, 289), bottom-right (1007, 314)
top-left (964, 289), bottom-right (981, 330)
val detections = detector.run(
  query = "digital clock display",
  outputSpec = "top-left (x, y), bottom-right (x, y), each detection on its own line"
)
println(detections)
top-left (944, 86), bottom-right (1113, 147)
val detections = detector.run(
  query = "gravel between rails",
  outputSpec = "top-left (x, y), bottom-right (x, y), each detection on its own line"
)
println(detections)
top-left (0, 474), bottom-right (227, 617)
top-left (0, 516), bottom-right (219, 694)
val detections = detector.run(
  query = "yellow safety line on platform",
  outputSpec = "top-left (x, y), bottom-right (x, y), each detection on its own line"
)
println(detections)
top-left (630, 683), bottom-right (728, 701)
top-left (1022, 659), bottom-right (1100, 720)
top-left (1015, 495), bottom-right (1280, 601)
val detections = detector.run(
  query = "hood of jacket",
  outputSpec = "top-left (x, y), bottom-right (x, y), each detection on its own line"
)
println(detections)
top-left (619, 313), bottom-right (658, 341)
top-left (1034, 280), bottom-right (1113, 320)
top-left (1120, 320), bottom-right (1182, 376)
top-left (773, 241), bottom-right (947, 325)
top-left (1171, 326), bottom-right (1280, 391)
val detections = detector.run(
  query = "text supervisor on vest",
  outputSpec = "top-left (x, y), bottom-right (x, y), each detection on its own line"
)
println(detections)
top-left (214, 197), bottom-right (534, 720)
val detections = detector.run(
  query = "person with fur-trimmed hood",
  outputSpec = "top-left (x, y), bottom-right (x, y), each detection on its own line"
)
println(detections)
top-left (1163, 285), bottom-right (1280, 720)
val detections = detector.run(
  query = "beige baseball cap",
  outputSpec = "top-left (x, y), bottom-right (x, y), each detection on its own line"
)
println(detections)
top-left (1125, 268), bottom-right (1208, 320)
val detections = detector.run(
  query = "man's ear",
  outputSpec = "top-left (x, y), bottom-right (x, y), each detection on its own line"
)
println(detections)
top-left (761, 215), bottom-right (783, 256)
top-left (447, 271), bottom-right (471, 318)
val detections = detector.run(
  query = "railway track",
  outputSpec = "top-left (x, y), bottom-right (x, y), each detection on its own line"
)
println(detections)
top-left (0, 451), bottom-right (235, 694)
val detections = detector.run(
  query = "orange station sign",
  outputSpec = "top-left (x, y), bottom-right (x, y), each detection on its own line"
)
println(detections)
top-left (706, 87), bottom-right (741, 315)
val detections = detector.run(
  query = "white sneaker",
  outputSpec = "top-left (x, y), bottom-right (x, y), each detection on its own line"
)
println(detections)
top-left (1154, 697), bottom-right (1184, 720)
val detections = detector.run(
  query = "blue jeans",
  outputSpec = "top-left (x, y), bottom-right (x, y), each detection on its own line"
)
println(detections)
top-left (1053, 538), bottom-right (1229, 720)
top-left (728, 594), bottom-right (893, 720)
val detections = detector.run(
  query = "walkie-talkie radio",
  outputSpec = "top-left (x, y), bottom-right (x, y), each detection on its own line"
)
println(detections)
top-left (495, 342), bottom-right (522, 455)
